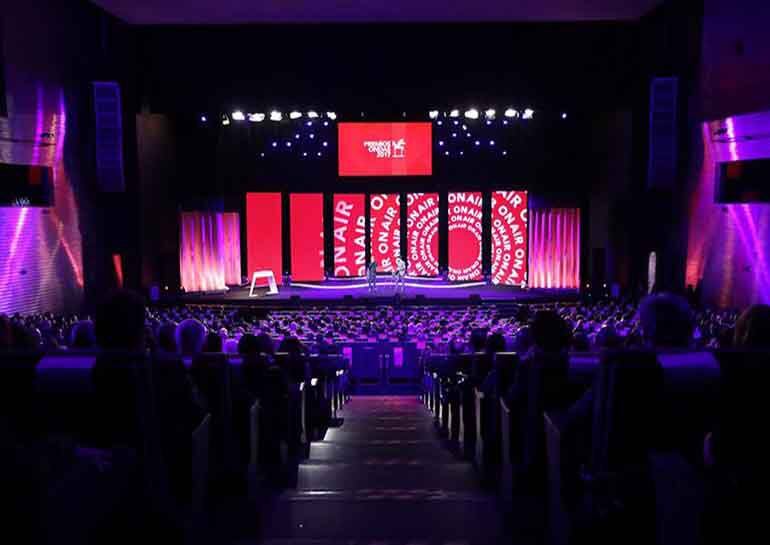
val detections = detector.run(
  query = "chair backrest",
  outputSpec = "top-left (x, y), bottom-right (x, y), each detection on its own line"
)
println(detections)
top-left (590, 350), bottom-right (663, 473)
top-left (714, 350), bottom-right (770, 471)
top-left (0, 351), bottom-right (43, 436)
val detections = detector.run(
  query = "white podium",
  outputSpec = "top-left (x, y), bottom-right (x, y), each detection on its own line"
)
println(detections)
top-left (249, 270), bottom-right (279, 297)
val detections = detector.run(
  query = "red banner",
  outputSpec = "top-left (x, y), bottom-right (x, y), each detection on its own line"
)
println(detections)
top-left (448, 192), bottom-right (483, 281)
top-left (338, 122), bottom-right (432, 176)
top-left (491, 191), bottom-right (528, 286)
top-left (370, 193), bottom-right (401, 272)
top-left (246, 193), bottom-right (283, 285)
top-left (406, 193), bottom-right (440, 277)
top-left (290, 193), bottom-right (324, 281)
top-left (333, 194), bottom-right (366, 277)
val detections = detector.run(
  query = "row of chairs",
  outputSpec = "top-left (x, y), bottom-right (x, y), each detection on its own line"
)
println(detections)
top-left (0, 350), bottom-right (351, 544)
top-left (423, 349), bottom-right (767, 544)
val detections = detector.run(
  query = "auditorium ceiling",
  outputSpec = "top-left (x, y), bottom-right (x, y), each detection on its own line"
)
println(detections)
top-left (90, 0), bottom-right (664, 25)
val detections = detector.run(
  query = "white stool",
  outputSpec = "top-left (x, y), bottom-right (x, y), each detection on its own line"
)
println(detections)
top-left (249, 270), bottom-right (279, 297)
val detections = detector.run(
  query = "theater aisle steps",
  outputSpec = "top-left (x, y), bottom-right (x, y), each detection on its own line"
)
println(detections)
top-left (257, 396), bottom-right (506, 545)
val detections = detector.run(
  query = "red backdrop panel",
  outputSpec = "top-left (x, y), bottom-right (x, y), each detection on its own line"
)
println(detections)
top-left (448, 192), bottom-right (483, 281)
top-left (491, 191), bottom-right (529, 286)
top-left (290, 193), bottom-right (325, 281)
top-left (370, 193), bottom-right (401, 272)
top-left (529, 208), bottom-right (581, 289)
top-left (406, 193), bottom-right (440, 277)
top-left (246, 193), bottom-right (283, 285)
top-left (333, 193), bottom-right (366, 277)
top-left (179, 211), bottom-right (241, 292)
top-left (338, 122), bottom-right (432, 176)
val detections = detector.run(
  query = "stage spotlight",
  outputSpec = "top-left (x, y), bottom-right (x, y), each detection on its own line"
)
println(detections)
top-left (489, 140), bottom-right (495, 146)
top-left (323, 121), bottom-right (329, 127)
top-left (260, 152), bottom-right (265, 157)
top-left (270, 110), bottom-right (283, 121)
top-left (271, 141), bottom-right (278, 147)
top-left (504, 108), bottom-right (519, 118)
top-left (437, 120), bottom-right (443, 126)
top-left (303, 152), bottom-right (308, 157)
top-left (309, 133), bottom-right (315, 139)
top-left (562, 112), bottom-right (568, 119)
top-left (307, 111), bottom-right (319, 118)
top-left (295, 134), bottom-right (300, 139)
top-left (248, 113), bottom-right (265, 122)
top-left (449, 109), bottom-right (460, 118)
top-left (486, 120), bottom-right (492, 126)
top-left (503, 120), bottom-right (509, 125)
top-left (326, 111), bottom-right (337, 120)
top-left (221, 114), bottom-right (230, 126)
top-left (502, 150), bottom-right (508, 156)
top-left (459, 150), bottom-right (464, 156)
top-left (462, 124), bottom-right (467, 131)
top-left (485, 108), bottom-right (496, 119)
top-left (444, 151), bottom-right (449, 156)
top-left (523, 109), bottom-right (535, 119)
top-left (322, 141), bottom-right (328, 147)
top-left (306, 121), bottom-right (313, 127)
top-left (452, 132), bottom-right (457, 138)
top-left (429, 110), bottom-right (440, 119)
top-left (438, 141), bottom-right (445, 146)
top-left (286, 141), bottom-right (292, 147)
top-left (317, 152), bottom-right (323, 157)
top-left (464, 108), bottom-right (479, 119)
top-left (200, 115), bottom-right (207, 123)
top-left (475, 140), bottom-right (480, 146)
top-left (290, 111), bottom-right (302, 120)
top-left (232, 110), bottom-right (245, 121)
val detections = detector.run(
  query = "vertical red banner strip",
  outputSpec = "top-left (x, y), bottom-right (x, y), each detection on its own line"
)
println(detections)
top-left (246, 193), bottom-right (283, 285)
top-left (369, 193), bottom-right (401, 272)
top-left (406, 193), bottom-right (440, 277)
top-left (529, 208), bottom-right (581, 289)
top-left (333, 194), bottom-right (366, 277)
top-left (491, 191), bottom-right (529, 286)
top-left (448, 192), bottom-right (483, 281)
top-left (290, 193), bottom-right (325, 281)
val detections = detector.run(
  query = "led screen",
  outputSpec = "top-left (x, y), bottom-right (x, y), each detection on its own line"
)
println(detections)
top-left (333, 193), bottom-right (366, 277)
top-left (491, 191), bottom-right (528, 286)
top-left (246, 192), bottom-right (283, 285)
top-left (369, 193), bottom-right (401, 272)
top-left (448, 191), bottom-right (483, 281)
top-left (338, 122), bottom-right (432, 176)
top-left (406, 193), bottom-right (440, 277)
top-left (290, 193), bottom-right (324, 281)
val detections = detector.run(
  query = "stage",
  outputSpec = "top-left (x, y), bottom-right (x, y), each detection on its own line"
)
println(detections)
top-left (173, 276), bottom-right (580, 309)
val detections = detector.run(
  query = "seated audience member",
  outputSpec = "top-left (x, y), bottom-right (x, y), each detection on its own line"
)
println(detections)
top-left (203, 331), bottom-right (223, 353)
top-left (485, 332), bottom-right (507, 355)
top-left (70, 320), bottom-right (96, 349)
top-left (176, 318), bottom-right (207, 356)
top-left (156, 322), bottom-right (178, 354)
top-left (638, 292), bottom-right (694, 349)
top-left (92, 290), bottom-right (148, 447)
top-left (0, 314), bottom-right (12, 350)
top-left (470, 328), bottom-right (488, 353)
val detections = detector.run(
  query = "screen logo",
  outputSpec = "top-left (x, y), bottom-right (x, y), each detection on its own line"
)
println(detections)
top-left (339, 122), bottom-right (432, 176)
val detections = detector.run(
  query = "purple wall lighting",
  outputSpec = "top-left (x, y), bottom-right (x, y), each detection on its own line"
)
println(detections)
top-left (686, 113), bottom-right (770, 308)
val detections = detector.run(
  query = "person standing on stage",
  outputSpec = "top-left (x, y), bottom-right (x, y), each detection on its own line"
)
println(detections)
top-left (394, 257), bottom-right (407, 293)
top-left (367, 260), bottom-right (378, 293)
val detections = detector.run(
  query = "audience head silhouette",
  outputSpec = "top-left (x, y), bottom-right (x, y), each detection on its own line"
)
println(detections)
top-left (176, 318), bottom-right (207, 355)
top-left (639, 294), bottom-right (693, 349)
top-left (95, 290), bottom-right (146, 351)
top-left (531, 310), bottom-right (571, 353)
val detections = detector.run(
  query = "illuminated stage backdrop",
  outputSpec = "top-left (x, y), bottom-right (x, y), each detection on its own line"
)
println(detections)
top-left (529, 208), bottom-right (581, 289)
top-left (179, 211), bottom-right (241, 292)
top-left (246, 192), bottom-right (283, 285)
top-left (370, 193), bottom-right (401, 272)
top-left (491, 191), bottom-right (528, 286)
top-left (290, 193), bottom-right (324, 281)
top-left (406, 193), bottom-right (440, 277)
top-left (448, 191), bottom-right (483, 281)
top-left (333, 193), bottom-right (366, 277)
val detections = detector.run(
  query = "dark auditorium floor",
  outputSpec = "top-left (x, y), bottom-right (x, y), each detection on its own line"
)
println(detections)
top-left (253, 396), bottom-right (506, 545)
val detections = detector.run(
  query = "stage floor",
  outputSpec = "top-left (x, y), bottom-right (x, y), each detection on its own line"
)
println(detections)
top-left (175, 276), bottom-right (579, 308)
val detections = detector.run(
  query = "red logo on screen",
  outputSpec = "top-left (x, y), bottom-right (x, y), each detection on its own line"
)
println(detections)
top-left (338, 123), bottom-right (432, 176)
